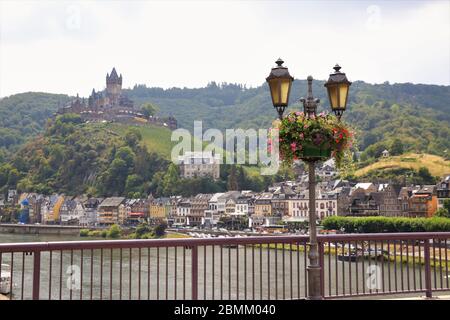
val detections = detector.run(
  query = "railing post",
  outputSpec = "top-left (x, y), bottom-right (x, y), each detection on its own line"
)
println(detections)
top-left (191, 246), bottom-right (198, 300)
top-left (318, 241), bottom-right (325, 298)
top-left (424, 239), bottom-right (432, 298)
top-left (32, 250), bottom-right (41, 300)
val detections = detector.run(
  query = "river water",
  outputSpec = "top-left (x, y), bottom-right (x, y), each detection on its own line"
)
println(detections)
top-left (0, 233), bottom-right (448, 300)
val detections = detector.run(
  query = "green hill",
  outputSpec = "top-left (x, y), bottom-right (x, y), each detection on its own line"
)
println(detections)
top-left (356, 153), bottom-right (450, 178)
top-left (108, 123), bottom-right (174, 159)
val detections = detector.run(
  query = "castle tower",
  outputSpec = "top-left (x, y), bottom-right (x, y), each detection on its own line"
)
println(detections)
top-left (106, 67), bottom-right (122, 105)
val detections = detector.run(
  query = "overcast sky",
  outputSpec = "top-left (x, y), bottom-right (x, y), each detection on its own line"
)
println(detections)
top-left (0, 0), bottom-right (449, 97)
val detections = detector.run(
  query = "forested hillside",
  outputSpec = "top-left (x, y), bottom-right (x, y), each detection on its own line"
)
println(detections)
top-left (0, 80), bottom-right (449, 170)
top-left (0, 92), bottom-right (70, 161)
top-left (125, 80), bottom-right (450, 161)
top-left (0, 114), bottom-right (278, 196)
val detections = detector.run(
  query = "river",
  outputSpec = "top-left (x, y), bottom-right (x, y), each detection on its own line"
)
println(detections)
top-left (0, 233), bottom-right (448, 300)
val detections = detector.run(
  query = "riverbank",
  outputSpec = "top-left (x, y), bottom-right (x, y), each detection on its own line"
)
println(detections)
top-left (0, 223), bottom-right (82, 235)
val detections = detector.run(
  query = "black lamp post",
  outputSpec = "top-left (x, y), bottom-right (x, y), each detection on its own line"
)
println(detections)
top-left (266, 60), bottom-right (351, 300)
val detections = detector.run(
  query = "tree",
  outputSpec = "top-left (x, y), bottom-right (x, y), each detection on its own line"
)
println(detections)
top-left (108, 224), bottom-right (121, 238)
top-left (154, 222), bottom-right (167, 238)
top-left (141, 103), bottom-right (158, 117)
top-left (444, 199), bottom-right (450, 213)
top-left (124, 128), bottom-right (142, 147)
top-left (390, 138), bottom-right (404, 156)
top-left (227, 165), bottom-right (239, 190)
top-left (417, 167), bottom-right (436, 184)
top-left (435, 208), bottom-right (450, 218)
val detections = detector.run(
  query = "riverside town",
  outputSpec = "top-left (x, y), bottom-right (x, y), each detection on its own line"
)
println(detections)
top-left (0, 0), bottom-right (449, 312)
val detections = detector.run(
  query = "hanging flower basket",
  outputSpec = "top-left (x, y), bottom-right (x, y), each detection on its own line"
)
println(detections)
top-left (271, 111), bottom-right (354, 168)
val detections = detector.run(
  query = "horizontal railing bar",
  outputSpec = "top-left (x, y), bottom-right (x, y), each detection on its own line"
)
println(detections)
top-left (317, 232), bottom-right (450, 242)
top-left (324, 289), bottom-right (429, 300)
top-left (0, 236), bottom-right (308, 252)
top-left (1, 232), bottom-right (450, 252)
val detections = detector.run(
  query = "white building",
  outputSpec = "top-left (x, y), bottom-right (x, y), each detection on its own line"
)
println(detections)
top-left (288, 189), bottom-right (338, 220)
top-left (178, 151), bottom-right (221, 180)
top-left (203, 192), bottom-right (224, 227)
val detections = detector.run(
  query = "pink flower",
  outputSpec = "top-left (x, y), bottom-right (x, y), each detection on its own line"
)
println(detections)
top-left (295, 111), bottom-right (302, 116)
top-left (290, 142), bottom-right (297, 151)
top-left (299, 133), bottom-right (304, 139)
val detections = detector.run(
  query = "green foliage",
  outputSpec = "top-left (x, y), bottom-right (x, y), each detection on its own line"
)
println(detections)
top-left (390, 138), bottom-right (404, 156)
top-left (154, 222), bottom-right (167, 238)
top-left (322, 216), bottom-right (450, 233)
top-left (79, 229), bottom-right (89, 237)
top-left (435, 208), bottom-right (450, 218)
top-left (135, 222), bottom-right (152, 238)
top-left (0, 92), bottom-right (70, 159)
top-left (107, 224), bottom-right (121, 238)
top-left (141, 103), bottom-right (159, 117)
top-left (0, 119), bottom-right (169, 196)
top-left (217, 215), bottom-right (248, 230)
top-left (435, 199), bottom-right (450, 218)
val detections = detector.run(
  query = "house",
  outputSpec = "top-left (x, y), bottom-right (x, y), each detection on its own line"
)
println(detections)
top-left (287, 188), bottom-right (338, 221)
top-left (60, 197), bottom-right (85, 225)
top-left (217, 191), bottom-right (241, 216)
top-left (377, 184), bottom-right (402, 217)
top-left (167, 196), bottom-right (181, 226)
top-left (254, 193), bottom-right (273, 216)
top-left (235, 193), bottom-right (253, 216)
top-left (80, 197), bottom-right (102, 226)
top-left (382, 149), bottom-right (390, 158)
top-left (317, 159), bottom-right (337, 180)
top-left (97, 197), bottom-right (126, 225)
top-left (127, 198), bottom-right (149, 225)
top-left (204, 193), bottom-right (224, 227)
top-left (189, 193), bottom-right (213, 226)
top-left (437, 175), bottom-right (450, 210)
top-left (409, 185), bottom-right (437, 218)
top-left (178, 151), bottom-right (221, 180)
top-left (348, 193), bottom-right (380, 216)
top-left (271, 185), bottom-right (297, 217)
top-left (174, 198), bottom-right (191, 226)
top-left (149, 198), bottom-right (170, 224)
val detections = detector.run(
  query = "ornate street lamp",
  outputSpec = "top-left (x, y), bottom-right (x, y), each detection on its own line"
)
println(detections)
top-left (266, 60), bottom-right (351, 300)
top-left (266, 58), bottom-right (294, 119)
top-left (324, 64), bottom-right (352, 120)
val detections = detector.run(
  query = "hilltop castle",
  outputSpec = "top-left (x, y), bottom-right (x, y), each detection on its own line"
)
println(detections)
top-left (58, 68), bottom-right (177, 130)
